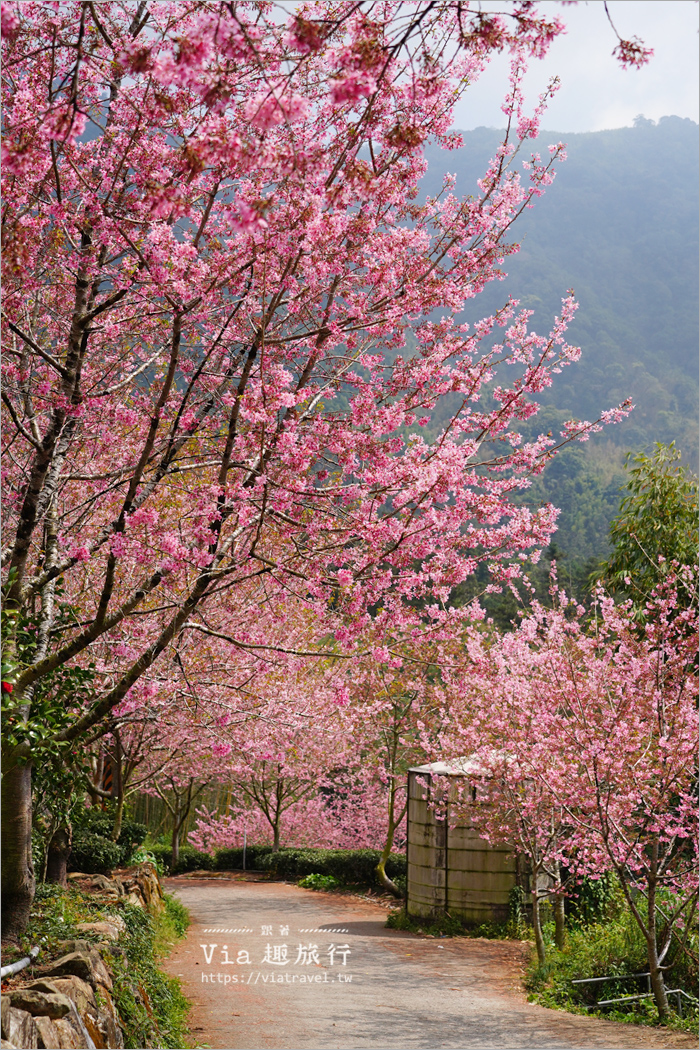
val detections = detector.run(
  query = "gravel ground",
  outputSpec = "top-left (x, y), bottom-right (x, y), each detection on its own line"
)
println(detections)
top-left (161, 877), bottom-right (698, 1050)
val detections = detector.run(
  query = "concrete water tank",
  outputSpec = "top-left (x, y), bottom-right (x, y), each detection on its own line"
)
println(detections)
top-left (406, 758), bottom-right (524, 924)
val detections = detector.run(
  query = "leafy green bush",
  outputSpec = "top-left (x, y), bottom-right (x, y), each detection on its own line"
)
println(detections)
top-left (298, 873), bottom-right (340, 890)
top-left (213, 844), bottom-right (275, 870)
top-left (565, 874), bottom-right (617, 928)
top-left (146, 843), bottom-right (174, 874)
top-left (527, 901), bottom-right (698, 1028)
top-left (69, 832), bottom-right (123, 875)
top-left (69, 809), bottom-right (147, 874)
top-left (257, 847), bottom-right (406, 885)
top-left (144, 842), bottom-right (215, 875)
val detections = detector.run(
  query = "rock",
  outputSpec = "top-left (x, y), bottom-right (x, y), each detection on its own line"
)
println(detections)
top-left (75, 919), bottom-right (125, 943)
top-left (57, 1003), bottom-right (97, 1050)
top-left (54, 940), bottom-right (95, 955)
top-left (1, 997), bottom-right (9, 1039)
top-left (5, 1007), bottom-right (38, 1049)
top-left (113, 863), bottom-right (163, 916)
top-left (51, 1016), bottom-right (84, 1049)
top-left (27, 977), bottom-right (96, 1018)
top-left (7, 990), bottom-right (71, 1019)
top-left (1, 1040), bottom-right (15, 1049)
top-left (87, 875), bottom-right (119, 895)
top-left (39, 952), bottom-right (113, 992)
top-left (33, 1015), bottom-right (62, 1049)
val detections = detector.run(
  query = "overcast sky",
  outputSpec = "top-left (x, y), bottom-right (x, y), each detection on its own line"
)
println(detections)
top-left (451, 0), bottom-right (700, 132)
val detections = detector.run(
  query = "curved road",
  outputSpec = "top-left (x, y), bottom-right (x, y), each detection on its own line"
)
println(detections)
top-left (162, 876), bottom-right (696, 1050)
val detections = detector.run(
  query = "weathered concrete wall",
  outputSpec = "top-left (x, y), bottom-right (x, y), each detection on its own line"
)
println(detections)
top-left (406, 769), bottom-right (519, 924)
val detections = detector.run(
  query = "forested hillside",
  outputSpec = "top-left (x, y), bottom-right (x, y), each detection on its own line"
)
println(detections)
top-left (423, 116), bottom-right (698, 579)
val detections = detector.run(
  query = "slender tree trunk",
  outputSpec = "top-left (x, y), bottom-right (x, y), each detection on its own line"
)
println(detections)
top-left (553, 892), bottom-right (566, 950)
top-left (647, 935), bottom-right (670, 1019)
top-left (375, 779), bottom-right (404, 897)
top-left (645, 866), bottom-right (670, 1019)
top-left (45, 826), bottom-right (71, 887)
top-left (110, 731), bottom-right (124, 842)
top-left (552, 862), bottom-right (566, 949)
top-left (1, 762), bottom-right (36, 941)
top-left (530, 865), bottom-right (546, 966)
top-left (272, 818), bottom-right (280, 852)
top-left (171, 799), bottom-right (182, 870)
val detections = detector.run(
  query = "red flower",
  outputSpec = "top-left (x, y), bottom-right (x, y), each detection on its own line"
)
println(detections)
top-left (2, 682), bottom-right (13, 694)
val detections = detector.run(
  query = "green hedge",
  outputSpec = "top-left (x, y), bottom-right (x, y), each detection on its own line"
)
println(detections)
top-left (69, 811), bottom-right (147, 874)
top-left (213, 845), bottom-right (276, 871)
top-left (147, 843), bottom-right (215, 875)
top-left (256, 848), bottom-right (406, 884)
top-left (150, 842), bottom-right (407, 886)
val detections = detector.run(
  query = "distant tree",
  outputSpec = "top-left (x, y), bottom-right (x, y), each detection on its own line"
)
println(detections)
top-left (598, 443), bottom-right (698, 613)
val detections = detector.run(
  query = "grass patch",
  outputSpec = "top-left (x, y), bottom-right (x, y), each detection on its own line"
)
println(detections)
top-left (13, 881), bottom-right (193, 1049)
top-left (385, 909), bottom-right (528, 940)
top-left (525, 910), bottom-right (699, 1033)
top-left (153, 892), bottom-right (190, 958)
top-left (107, 903), bottom-right (191, 1050)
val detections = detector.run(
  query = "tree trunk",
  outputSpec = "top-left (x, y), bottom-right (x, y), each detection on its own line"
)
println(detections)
top-left (645, 866), bottom-right (670, 1019)
top-left (375, 780), bottom-right (404, 897)
top-left (553, 892), bottom-right (566, 950)
top-left (647, 936), bottom-right (670, 1019)
top-left (272, 820), bottom-right (280, 852)
top-left (1, 762), bottom-right (36, 941)
top-left (531, 880), bottom-right (546, 966)
top-left (171, 808), bottom-right (181, 870)
top-left (45, 826), bottom-right (71, 887)
top-left (110, 731), bottom-right (124, 842)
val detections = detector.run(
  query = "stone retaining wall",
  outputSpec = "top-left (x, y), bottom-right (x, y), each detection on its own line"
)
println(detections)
top-left (1, 863), bottom-right (164, 1050)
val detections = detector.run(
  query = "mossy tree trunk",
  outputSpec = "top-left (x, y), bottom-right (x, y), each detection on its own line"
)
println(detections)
top-left (45, 825), bottom-right (71, 887)
top-left (375, 775), bottom-right (406, 897)
top-left (1, 761), bottom-right (36, 941)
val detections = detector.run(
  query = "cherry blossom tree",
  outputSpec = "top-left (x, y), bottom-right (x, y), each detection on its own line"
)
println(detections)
top-left (1, 1), bottom-right (641, 937)
top-left (449, 576), bottom-right (698, 1015)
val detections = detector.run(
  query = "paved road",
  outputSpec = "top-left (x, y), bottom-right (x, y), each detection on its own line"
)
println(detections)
top-left (162, 877), bottom-right (697, 1050)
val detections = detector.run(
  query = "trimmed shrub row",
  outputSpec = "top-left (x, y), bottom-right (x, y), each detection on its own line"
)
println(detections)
top-left (146, 842), bottom-right (407, 884)
top-left (254, 847), bottom-right (406, 884)
top-left (69, 810), bottom-right (147, 874)
top-left (147, 843), bottom-right (215, 875)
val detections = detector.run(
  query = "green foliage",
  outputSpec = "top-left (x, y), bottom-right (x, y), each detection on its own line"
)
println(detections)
top-left (108, 903), bottom-right (191, 1050)
top-left (162, 893), bottom-right (190, 938)
top-left (69, 832), bottom-right (123, 875)
top-left (565, 874), bottom-right (617, 928)
top-left (526, 901), bottom-right (698, 1029)
top-left (256, 847), bottom-right (406, 885)
top-left (212, 844), bottom-right (277, 871)
top-left (131, 847), bottom-right (166, 876)
top-left (2, 583), bottom-right (97, 768)
top-left (385, 909), bottom-right (521, 940)
top-left (147, 843), bottom-right (214, 875)
top-left (298, 873), bottom-right (340, 890)
top-left (597, 442), bottom-right (698, 610)
top-left (69, 808), bottom-right (147, 874)
top-left (16, 882), bottom-right (101, 959)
